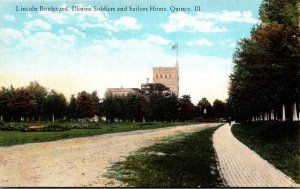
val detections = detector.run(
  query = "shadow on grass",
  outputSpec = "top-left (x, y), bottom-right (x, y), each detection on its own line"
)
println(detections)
top-left (231, 121), bottom-right (300, 183)
top-left (104, 126), bottom-right (223, 187)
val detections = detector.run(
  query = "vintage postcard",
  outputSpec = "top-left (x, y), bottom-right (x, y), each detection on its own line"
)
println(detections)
top-left (0, 0), bottom-right (299, 187)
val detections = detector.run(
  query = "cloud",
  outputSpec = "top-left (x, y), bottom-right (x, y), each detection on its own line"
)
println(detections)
top-left (0, 34), bottom-right (173, 99)
top-left (0, 28), bottom-right (23, 45)
top-left (82, 15), bottom-right (142, 32)
top-left (162, 10), bottom-right (257, 33)
top-left (221, 38), bottom-right (236, 48)
top-left (67, 27), bottom-right (85, 37)
top-left (144, 35), bottom-right (170, 46)
top-left (162, 12), bottom-right (227, 33)
top-left (24, 19), bottom-right (52, 31)
top-left (198, 10), bottom-right (258, 23)
top-left (17, 32), bottom-right (76, 53)
top-left (114, 16), bottom-right (142, 31)
top-left (187, 38), bottom-right (213, 47)
top-left (39, 11), bottom-right (68, 24)
top-left (4, 15), bottom-right (15, 21)
top-left (229, 42), bottom-right (236, 48)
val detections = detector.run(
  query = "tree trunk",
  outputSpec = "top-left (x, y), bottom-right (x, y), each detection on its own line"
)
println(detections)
top-left (293, 102), bottom-right (298, 121)
top-left (282, 104), bottom-right (286, 121)
top-left (52, 114), bottom-right (55, 122)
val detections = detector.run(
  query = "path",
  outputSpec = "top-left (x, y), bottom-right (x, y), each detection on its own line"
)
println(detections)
top-left (213, 123), bottom-right (299, 187)
top-left (0, 123), bottom-right (218, 187)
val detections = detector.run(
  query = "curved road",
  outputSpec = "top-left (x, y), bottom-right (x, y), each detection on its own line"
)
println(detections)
top-left (0, 123), bottom-right (218, 187)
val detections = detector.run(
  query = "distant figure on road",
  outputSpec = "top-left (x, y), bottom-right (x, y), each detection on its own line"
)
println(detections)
top-left (228, 116), bottom-right (232, 126)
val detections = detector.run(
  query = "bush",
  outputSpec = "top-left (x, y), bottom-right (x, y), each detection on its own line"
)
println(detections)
top-left (66, 123), bottom-right (101, 129)
top-left (46, 125), bottom-right (70, 131)
top-left (0, 122), bottom-right (24, 130)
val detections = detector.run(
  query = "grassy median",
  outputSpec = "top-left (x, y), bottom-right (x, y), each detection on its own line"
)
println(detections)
top-left (231, 122), bottom-right (300, 183)
top-left (0, 122), bottom-right (196, 147)
top-left (105, 125), bottom-right (223, 187)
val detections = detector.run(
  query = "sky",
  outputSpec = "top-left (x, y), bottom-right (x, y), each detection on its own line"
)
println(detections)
top-left (0, 0), bottom-right (262, 104)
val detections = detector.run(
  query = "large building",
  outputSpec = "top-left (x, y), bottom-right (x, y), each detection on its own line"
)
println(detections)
top-left (153, 62), bottom-right (179, 96)
top-left (105, 62), bottom-right (179, 97)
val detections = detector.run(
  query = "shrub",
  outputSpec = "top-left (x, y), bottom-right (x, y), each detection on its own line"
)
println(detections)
top-left (46, 125), bottom-right (70, 131)
top-left (66, 123), bottom-right (101, 129)
top-left (0, 122), bottom-right (24, 130)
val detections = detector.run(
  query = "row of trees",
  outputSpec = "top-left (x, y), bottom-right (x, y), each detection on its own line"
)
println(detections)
top-left (228, 0), bottom-right (299, 121)
top-left (0, 82), bottom-right (227, 122)
top-left (0, 81), bottom-right (101, 122)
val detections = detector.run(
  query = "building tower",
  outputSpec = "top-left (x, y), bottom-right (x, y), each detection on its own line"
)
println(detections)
top-left (152, 62), bottom-right (179, 96)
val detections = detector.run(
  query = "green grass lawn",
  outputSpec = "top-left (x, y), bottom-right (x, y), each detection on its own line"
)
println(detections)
top-left (231, 121), bottom-right (300, 183)
top-left (104, 125), bottom-right (223, 187)
top-left (0, 122), bottom-right (198, 147)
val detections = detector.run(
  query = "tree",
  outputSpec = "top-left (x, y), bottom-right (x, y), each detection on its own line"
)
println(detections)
top-left (8, 88), bottom-right (37, 121)
top-left (67, 95), bottom-right (77, 121)
top-left (76, 91), bottom-right (96, 119)
top-left (126, 93), bottom-right (138, 122)
top-left (178, 95), bottom-right (194, 121)
top-left (26, 81), bottom-right (48, 121)
top-left (44, 90), bottom-right (67, 122)
top-left (197, 97), bottom-right (213, 118)
top-left (136, 94), bottom-right (150, 122)
top-left (141, 83), bottom-right (170, 95)
top-left (149, 93), bottom-right (166, 121)
top-left (228, 0), bottom-right (299, 121)
top-left (91, 91), bottom-right (102, 118)
top-left (0, 86), bottom-right (15, 121)
top-left (213, 99), bottom-right (226, 118)
top-left (165, 94), bottom-right (179, 122)
top-left (102, 94), bottom-right (119, 122)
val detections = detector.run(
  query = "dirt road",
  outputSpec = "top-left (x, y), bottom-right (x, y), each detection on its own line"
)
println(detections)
top-left (0, 123), bottom-right (219, 187)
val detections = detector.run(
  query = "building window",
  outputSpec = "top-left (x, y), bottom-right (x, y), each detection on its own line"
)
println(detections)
top-left (156, 74), bottom-right (158, 78)
top-left (165, 74), bottom-right (167, 78)
top-left (169, 74), bottom-right (171, 78)
top-left (160, 74), bottom-right (162, 78)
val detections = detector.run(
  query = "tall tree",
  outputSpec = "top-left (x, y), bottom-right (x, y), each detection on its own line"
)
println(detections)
top-left (8, 88), bottom-right (37, 121)
top-left (67, 95), bottom-right (77, 121)
top-left (91, 91), bottom-right (102, 118)
top-left (102, 94), bottom-right (119, 122)
top-left (136, 94), bottom-right (150, 122)
top-left (213, 99), bottom-right (226, 118)
top-left (44, 90), bottom-right (67, 122)
top-left (197, 97), bottom-right (213, 118)
top-left (0, 86), bottom-right (15, 121)
top-left (228, 0), bottom-right (299, 121)
top-left (76, 91), bottom-right (96, 119)
top-left (165, 93), bottom-right (179, 122)
top-left (178, 95), bottom-right (194, 121)
top-left (126, 93), bottom-right (138, 122)
top-left (26, 81), bottom-right (48, 121)
top-left (149, 93), bottom-right (166, 121)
